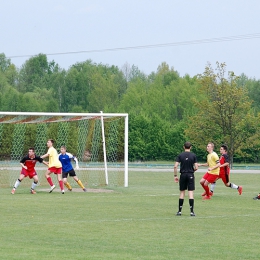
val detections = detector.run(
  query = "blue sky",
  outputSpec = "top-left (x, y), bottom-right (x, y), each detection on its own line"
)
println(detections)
top-left (1, 0), bottom-right (260, 78)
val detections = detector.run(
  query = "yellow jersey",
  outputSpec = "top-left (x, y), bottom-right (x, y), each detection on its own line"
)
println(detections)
top-left (207, 151), bottom-right (220, 175)
top-left (47, 147), bottom-right (62, 168)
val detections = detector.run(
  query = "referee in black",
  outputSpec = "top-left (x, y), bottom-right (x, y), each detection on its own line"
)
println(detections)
top-left (174, 142), bottom-right (198, 216)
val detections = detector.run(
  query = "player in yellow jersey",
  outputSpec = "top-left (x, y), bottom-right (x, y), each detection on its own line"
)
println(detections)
top-left (41, 139), bottom-right (64, 194)
top-left (198, 142), bottom-right (220, 200)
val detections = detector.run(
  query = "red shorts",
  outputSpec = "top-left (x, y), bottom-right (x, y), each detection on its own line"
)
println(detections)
top-left (48, 167), bottom-right (62, 174)
top-left (203, 172), bottom-right (219, 183)
top-left (21, 168), bottom-right (37, 179)
top-left (218, 172), bottom-right (229, 184)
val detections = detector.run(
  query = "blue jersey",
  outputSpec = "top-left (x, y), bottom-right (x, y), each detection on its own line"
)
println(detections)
top-left (58, 152), bottom-right (76, 172)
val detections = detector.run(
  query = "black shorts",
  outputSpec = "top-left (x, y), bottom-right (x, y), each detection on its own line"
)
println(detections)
top-left (179, 172), bottom-right (195, 191)
top-left (62, 169), bottom-right (76, 179)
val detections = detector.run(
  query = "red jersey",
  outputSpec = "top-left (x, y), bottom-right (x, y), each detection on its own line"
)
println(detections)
top-left (20, 155), bottom-right (44, 173)
top-left (219, 153), bottom-right (230, 175)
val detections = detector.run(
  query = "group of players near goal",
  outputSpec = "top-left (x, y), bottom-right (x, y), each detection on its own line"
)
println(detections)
top-left (173, 142), bottom-right (245, 217)
top-left (11, 139), bottom-right (260, 212)
top-left (11, 139), bottom-right (86, 195)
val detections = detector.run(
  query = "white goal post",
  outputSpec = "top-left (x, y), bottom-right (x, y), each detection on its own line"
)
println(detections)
top-left (0, 111), bottom-right (128, 188)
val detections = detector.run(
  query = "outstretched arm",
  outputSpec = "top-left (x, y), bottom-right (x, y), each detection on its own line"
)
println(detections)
top-left (42, 161), bottom-right (49, 167)
top-left (41, 153), bottom-right (49, 159)
top-left (208, 162), bottom-right (220, 171)
top-left (197, 162), bottom-right (208, 167)
top-left (73, 156), bottom-right (79, 169)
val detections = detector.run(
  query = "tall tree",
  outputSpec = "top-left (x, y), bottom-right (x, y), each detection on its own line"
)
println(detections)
top-left (0, 53), bottom-right (11, 72)
top-left (0, 53), bottom-right (18, 87)
top-left (245, 78), bottom-right (260, 113)
top-left (17, 54), bottom-right (52, 93)
top-left (185, 62), bottom-right (258, 165)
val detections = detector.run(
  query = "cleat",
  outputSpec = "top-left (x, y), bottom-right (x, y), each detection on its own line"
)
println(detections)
top-left (176, 212), bottom-right (182, 216)
top-left (238, 186), bottom-right (243, 195)
top-left (201, 191), bottom-right (212, 196)
top-left (190, 212), bottom-right (196, 217)
top-left (83, 188), bottom-right (87, 192)
top-left (253, 194), bottom-right (260, 200)
top-left (61, 190), bottom-right (65, 194)
top-left (31, 189), bottom-right (36, 194)
top-left (11, 188), bottom-right (16, 194)
top-left (202, 195), bottom-right (211, 200)
top-left (49, 185), bottom-right (56, 193)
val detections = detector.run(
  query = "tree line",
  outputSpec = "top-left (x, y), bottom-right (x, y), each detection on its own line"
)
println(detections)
top-left (0, 53), bottom-right (260, 163)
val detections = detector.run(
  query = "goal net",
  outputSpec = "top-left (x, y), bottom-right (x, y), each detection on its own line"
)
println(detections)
top-left (0, 112), bottom-right (128, 189)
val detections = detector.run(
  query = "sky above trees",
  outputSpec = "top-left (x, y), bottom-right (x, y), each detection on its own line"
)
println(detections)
top-left (1, 0), bottom-right (260, 79)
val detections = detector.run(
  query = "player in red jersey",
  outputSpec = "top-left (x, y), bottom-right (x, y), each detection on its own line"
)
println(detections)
top-left (209, 145), bottom-right (243, 195)
top-left (11, 147), bottom-right (49, 194)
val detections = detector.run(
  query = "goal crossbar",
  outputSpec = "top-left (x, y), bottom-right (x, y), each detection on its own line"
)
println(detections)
top-left (0, 111), bottom-right (129, 188)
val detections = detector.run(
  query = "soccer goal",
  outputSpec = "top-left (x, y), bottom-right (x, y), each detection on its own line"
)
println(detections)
top-left (0, 111), bottom-right (128, 188)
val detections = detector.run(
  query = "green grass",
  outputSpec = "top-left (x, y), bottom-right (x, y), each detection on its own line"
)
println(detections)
top-left (1, 171), bottom-right (260, 259)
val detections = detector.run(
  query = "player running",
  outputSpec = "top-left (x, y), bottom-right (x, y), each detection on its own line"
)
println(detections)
top-left (41, 139), bottom-right (64, 194)
top-left (11, 147), bottom-right (49, 194)
top-left (198, 142), bottom-right (220, 200)
top-left (59, 146), bottom-right (86, 192)
top-left (209, 145), bottom-right (243, 196)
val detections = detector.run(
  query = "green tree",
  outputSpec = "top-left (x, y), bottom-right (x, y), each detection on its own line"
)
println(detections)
top-left (65, 60), bottom-right (127, 113)
top-left (0, 53), bottom-right (18, 87)
top-left (17, 53), bottom-right (54, 93)
top-left (0, 53), bottom-right (11, 72)
top-left (185, 62), bottom-right (258, 165)
top-left (88, 72), bottom-right (120, 112)
top-left (49, 67), bottom-right (66, 112)
top-left (245, 78), bottom-right (260, 113)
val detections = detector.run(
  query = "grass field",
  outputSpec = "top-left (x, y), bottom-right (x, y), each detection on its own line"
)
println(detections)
top-left (1, 170), bottom-right (260, 260)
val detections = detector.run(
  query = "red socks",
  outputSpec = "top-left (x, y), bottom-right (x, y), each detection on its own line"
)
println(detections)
top-left (201, 183), bottom-right (210, 196)
top-left (59, 180), bottom-right (64, 190)
top-left (47, 177), bottom-right (64, 191)
top-left (47, 177), bottom-right (54, 186)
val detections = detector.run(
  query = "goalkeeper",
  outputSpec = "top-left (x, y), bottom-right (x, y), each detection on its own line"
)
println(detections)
top-left (59, 146), bottom-right (86, 192)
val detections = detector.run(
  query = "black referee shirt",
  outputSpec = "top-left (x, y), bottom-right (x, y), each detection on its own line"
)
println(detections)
top-left (176, 151), bottom-right (197, 173)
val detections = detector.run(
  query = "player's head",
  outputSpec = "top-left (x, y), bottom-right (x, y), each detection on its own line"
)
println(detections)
top-left (47, 139), bottom-right (54, 147)
top-left (60, 145), bottom-right (67, 154)
top-left (183, 142), bottom-right (192, 150)
top-left (28, 147), bottom-right (35, 156)
top-left (220, 144), bottom-right (228, 154)
top-left (207, 142), bottom-right (214, 153)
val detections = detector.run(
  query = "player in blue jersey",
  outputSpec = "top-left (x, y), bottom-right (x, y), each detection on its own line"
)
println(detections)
top-left (59, 146), bottom-right (86, 192)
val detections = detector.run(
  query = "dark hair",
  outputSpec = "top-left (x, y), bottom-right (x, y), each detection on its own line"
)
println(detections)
top-left (221, 144), bottom-right (228, 151)
top-left (28, 147), bottom-right (35, 152)
top-left (184, 142), bottom-right (192, 149)
top-left (61, 145), bottom-right (67, 150)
